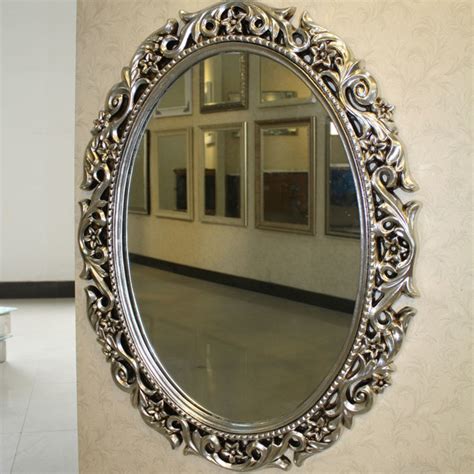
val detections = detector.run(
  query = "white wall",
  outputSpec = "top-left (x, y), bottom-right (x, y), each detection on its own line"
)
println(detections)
top-left (0, 0), bottom-right (76, 282)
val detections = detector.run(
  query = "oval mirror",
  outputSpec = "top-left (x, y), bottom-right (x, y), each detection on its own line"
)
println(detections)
top-left (79, 2), bottom-right (418, 470)
top-left (127, 51), bottom-right (361, 429)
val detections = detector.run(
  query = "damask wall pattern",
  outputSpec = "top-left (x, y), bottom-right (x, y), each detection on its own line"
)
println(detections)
top-left (75, 0), bottom-right (473, 472)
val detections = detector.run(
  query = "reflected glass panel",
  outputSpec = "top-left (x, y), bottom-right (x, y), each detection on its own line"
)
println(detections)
top-left (155, 71), bottom-right (192, 117)
top-left (260, 57), bottom-right (314, 105)
top-left (201, 53), bottom-right (247, 111)
top-left (327, 121), bottom-right (360, 237)
top-left (156, 130), bottom-right (190, 215)
top-left (258, 121), bottom-right (311, 229)
top-left (203, 127), bottom-right (243, 219)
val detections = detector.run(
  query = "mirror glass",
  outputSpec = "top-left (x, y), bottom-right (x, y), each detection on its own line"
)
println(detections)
top-left (127, 52), bottom-right (361, 426)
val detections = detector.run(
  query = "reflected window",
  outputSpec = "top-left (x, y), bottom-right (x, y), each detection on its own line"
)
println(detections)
top-left (200, 53), bottom-right (248, 112)
top-left (259, 57), bottom-right (314, 106)
top-left (326, 121), bottom-right (360, 237)
top-left (200, 124), bottom-right (246, 225)
top-left (256, 119), bottom-right (314, 233)
top-left (128, 131), bottom-right (149, 215)
top-left (155, 128), bottom-right (193, 220)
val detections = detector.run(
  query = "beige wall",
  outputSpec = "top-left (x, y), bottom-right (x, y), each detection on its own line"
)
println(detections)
top-left (75, 1), bottom-right (473, 473)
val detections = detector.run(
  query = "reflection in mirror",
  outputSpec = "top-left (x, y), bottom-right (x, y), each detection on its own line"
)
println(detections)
top-left (201, 53), bottom-right (248, 112)
top-left (155, 129), bottom-right (192, 220)
top-left (127, 52), bottom-right (361, 426)
top-left (200, 124), bottom-right (246, 224)
top-left (155, 70), bottom-right (192, 117)
top-left (256, 119), bottom-right (313, 233)
top-left (128, 131), bottom-right (149, 214)
top-left (326, 121), bottom-right (360, 237)
top-left (260, 56), bottom-right (314, 106)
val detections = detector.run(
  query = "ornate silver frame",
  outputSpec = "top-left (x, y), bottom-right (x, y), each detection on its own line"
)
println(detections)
top-left (78, 2), bottom-right (419, 471)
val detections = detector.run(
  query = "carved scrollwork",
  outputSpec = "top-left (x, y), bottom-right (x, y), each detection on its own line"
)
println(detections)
top-left (78, 1), bottom-right (419, 470)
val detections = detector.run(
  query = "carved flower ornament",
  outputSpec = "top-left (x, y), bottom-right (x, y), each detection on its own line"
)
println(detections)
top-left (138, 44), bottom-right (162, 75)
top-left (83, 226), bottom-right (102, 251)
top-left (221, 7), bottom-right (247, 33)
top-left (304, 416), bottom-right (331, 442)
top-left (92, 110), bottom-right (111, 134)
top-left (383, 235), bottom-right (408, 266)
top-left (310, 40), bottom-right (337, 68)
top-left (360, 133), bottom-right (388, 163)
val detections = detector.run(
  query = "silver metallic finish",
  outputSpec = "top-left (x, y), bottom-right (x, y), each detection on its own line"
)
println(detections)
top-left (78, 1), bottom-right (419, 471)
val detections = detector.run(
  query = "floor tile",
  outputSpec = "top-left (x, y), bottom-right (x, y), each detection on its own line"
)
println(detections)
top-left (34, 355), bottom-right (77, 385)
top-left (0, 432), bottom-right (20, 472)
top-left (0, 360), bottom-right (37, 392)
top-left (22, 383), bottom-right (77, 433)
top-left (11, 431), bottom-right (78, 473)
top-left (0, 387), bottom-right (31, 434)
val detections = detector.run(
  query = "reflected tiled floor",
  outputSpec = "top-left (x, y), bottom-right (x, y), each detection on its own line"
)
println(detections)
top-left (130, 264), bottom-right (354, 425)
top-left (0, 299), bottom-right (77, 473)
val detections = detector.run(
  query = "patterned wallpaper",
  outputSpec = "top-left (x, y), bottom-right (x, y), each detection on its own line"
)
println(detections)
top-left (75, 0), bottom-right (473, 472)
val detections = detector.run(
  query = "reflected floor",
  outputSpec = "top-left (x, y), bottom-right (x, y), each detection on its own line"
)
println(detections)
top-left (130, 263), bottom-right (353, 424)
